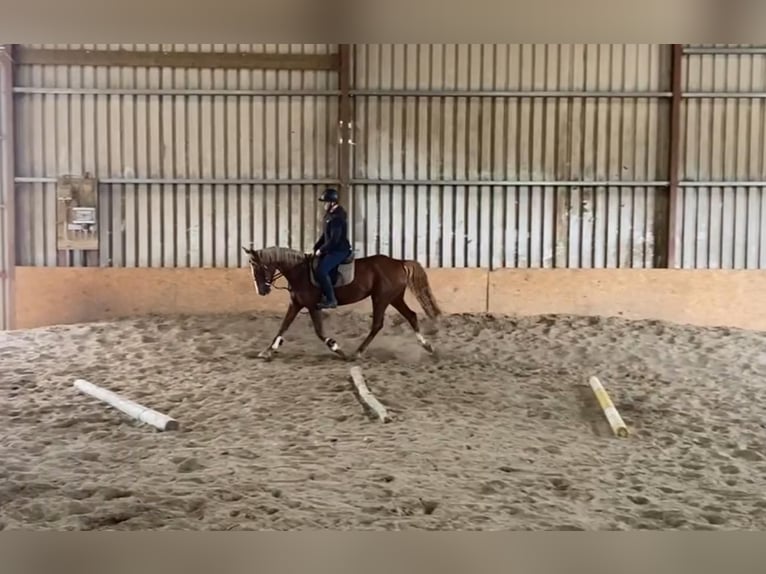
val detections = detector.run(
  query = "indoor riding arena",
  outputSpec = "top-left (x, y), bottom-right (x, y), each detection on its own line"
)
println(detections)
top-left (4, 44), bottom-right (766, 531)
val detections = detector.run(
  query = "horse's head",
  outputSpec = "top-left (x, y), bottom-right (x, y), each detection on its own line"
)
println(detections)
top-left (242, 246), bottom-right (274, 296)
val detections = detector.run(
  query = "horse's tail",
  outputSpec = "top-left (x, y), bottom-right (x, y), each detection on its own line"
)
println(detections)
top-left (403, 260), bottom-right (442, 320)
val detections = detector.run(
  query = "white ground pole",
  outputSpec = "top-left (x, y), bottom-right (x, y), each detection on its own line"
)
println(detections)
top-left (73, 379), bottom-right (179, 431)
top-left (588, 376), bottom-right (629, 438)
top-left (349, 366), bottom-right (391, 423)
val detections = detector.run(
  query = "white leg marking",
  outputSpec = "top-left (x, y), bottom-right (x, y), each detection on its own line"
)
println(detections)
top-left (416, 333), bottom-right (428, 346)
top-left (271, 335), bottom-right (284, 350)
top-left (324, 337), bottom-right (340, 352)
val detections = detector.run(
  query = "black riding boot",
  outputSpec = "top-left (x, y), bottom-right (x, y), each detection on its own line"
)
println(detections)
top-left (316, 276), bottom-right (338, 310)
top-left (317, 294), bottom-right (338, 310)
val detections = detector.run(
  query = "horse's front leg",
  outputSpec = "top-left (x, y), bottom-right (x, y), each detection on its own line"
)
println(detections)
top-left (352, 297), bottom-right (387, 359)
top-left (308, 309), bottom-right (346, 359)
top-left (259, 302), bottom-right (301, 360)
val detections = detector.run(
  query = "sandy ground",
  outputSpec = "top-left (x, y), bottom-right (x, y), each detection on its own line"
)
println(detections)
top-left (2, 308), bottom-right (766, 530)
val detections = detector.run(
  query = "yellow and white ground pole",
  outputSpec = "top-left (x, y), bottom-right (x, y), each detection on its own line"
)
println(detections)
top-left (588, 376), bottom-right (629, 438)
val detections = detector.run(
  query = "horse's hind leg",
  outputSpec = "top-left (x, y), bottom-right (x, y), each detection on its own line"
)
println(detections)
top-left (391, 294), bottom-right (435, 354)
top-left (309, 309), bottom-right (346, 359)
top-left (258, 302), bottom-right (300, 360)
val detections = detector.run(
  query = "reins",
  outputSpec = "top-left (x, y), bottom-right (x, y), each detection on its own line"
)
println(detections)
top-left (266, 268), bottom-right (290, 291)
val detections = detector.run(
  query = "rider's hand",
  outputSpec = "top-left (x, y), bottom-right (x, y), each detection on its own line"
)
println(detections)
top-left (315, 249), bottom-right (322, 256)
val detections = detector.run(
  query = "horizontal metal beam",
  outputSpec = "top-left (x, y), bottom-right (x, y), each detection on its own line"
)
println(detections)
top-left (684, 92), bottom-right (766, 99)
top-left (679, 181), bottom-right (766, 187)
top-left (350, 89), bottom-right (672, 99)
top-left (18, 87), bottom-right (766, 100)
top-left (19, 87), bottom-right (766, 100)
top-left (356, 180), bottom-right (766, 188)
top-left (684, 46), bottom-right (766, 55)
top-left (351, 179), bottom-right (670, 187)
top-left (14, 47), bottom-right (340, 71)
top-left (12, 87), bottom-right (676, 99)
top-left (13, 87), bottom-right (342, 97)
top-left (19, 177), bottom-right (766, 188)
top-left (16, 177), bottom-right (338, 186)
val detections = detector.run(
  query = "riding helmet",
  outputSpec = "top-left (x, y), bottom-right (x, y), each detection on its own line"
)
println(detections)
top-left (318, 188), bottom-right (339, 203)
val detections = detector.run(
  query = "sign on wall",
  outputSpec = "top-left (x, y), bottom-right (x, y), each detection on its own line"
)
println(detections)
top-left (56, 174), bottom-right (98, 252)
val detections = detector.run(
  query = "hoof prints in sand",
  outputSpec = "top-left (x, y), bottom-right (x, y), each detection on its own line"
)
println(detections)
top-left (1, 312), bottom-right (766, 529)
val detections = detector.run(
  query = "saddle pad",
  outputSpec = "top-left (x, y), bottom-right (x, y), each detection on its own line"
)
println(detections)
top-left (310, 254), bottom-right (356, 288)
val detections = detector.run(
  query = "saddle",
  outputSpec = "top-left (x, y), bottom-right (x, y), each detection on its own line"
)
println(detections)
top-left (309, 251), bottom-right (356, 288)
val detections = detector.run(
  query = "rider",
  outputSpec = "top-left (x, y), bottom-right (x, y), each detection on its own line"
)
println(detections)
top-left (313, 187), bottom-right (352, 310)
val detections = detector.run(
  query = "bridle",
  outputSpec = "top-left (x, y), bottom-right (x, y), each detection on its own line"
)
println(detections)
top-left (265, 267), bottom-right (290, 291)
top-left (250, 252), bottom-right (314, 293)
top-left (252, 262), bottom-right (290, 293)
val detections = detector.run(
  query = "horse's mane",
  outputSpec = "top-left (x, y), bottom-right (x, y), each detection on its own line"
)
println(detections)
top-left (254, 246), bottom-right (306, 267)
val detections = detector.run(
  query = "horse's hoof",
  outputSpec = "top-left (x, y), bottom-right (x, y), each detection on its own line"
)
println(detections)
top-left (258, 350), bottom-right (273, 361)
top-left (324, 338), bottom-right (347, 359)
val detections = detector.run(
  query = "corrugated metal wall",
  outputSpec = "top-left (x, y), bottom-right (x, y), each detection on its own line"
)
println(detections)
top-left (677, 44), bottom-right (766, 269)
top-left (13, 44), bottom-right (338, 268)
top-left (13, 43), bottom-right (672, 270)
top-left (350, 44), bottom-right (670, 268)
top-left (11, 44), bottom-right (766, 271)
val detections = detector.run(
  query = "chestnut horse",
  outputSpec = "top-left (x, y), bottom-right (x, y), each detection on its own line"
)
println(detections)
top-left (241, 246), bottom-right (442, 360)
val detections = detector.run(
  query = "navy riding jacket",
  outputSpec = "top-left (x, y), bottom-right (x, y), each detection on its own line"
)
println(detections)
top-left (314, 205), bottom-right (352, 255)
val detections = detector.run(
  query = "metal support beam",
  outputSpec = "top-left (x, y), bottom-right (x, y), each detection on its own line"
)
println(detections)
top-left (337, 44), bottom-right (352, 206)
top-left (665, 44), bottom-right (684, 269)
top-left (0, 44), bottom-right (16, 329)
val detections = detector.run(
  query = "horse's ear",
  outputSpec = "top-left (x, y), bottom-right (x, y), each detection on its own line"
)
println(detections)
top-left (242, 246), bottom-right (253, 256)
